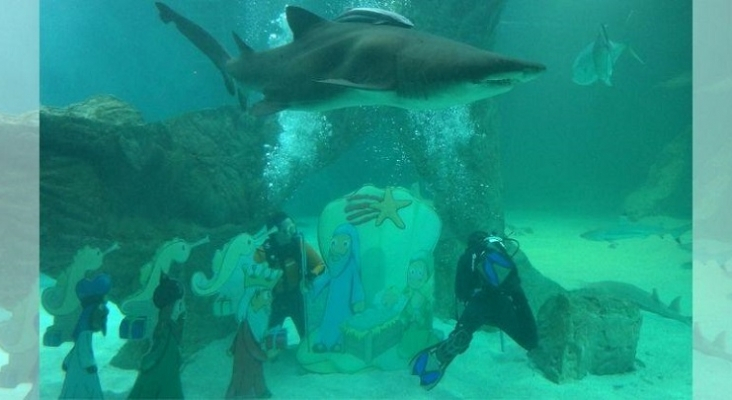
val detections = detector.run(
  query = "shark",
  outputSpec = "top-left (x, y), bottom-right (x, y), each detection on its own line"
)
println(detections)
top-left (575, 281), bottom-right (691, 325)
top-left (155, 3), bottom-right (546, 116)
top-left (579, 221), bottom-right (691, 245)
top-left (572, 24), bottom-right (631, 86)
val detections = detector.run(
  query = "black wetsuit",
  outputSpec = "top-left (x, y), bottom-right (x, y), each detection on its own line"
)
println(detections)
top-left (439, 240), bottom-right (538, 362)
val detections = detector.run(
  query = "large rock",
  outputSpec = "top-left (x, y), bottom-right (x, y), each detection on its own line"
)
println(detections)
top-left (529, 292), bottom-right (642, 383)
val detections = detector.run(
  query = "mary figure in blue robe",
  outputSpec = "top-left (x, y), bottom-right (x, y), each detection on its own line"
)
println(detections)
top-left (310, 223), bottom-right (364, 353)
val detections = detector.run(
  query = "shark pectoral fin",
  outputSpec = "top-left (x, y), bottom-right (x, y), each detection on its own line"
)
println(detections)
top-left (627, 46), bottom-right (646, 65)
top-left (315, 78), bottom-right (392, 91)
top-left (609, 41), bottom-right (627, 64)
top-left (250, 99), bottom-right (288, 116)
top-left (668, 296), bottom-right (682, 312)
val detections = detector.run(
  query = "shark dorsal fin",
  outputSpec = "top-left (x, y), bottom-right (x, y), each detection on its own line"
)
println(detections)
top-left (668, 296), bottom-right (681, 312)
top-left (286, 6), bottom-right (328, 40)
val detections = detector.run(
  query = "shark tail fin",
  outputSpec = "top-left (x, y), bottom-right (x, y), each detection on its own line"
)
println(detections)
top-left (155, 2), bottom-right (176, 24)
top-left (156, 2), bottom-right (234, 95)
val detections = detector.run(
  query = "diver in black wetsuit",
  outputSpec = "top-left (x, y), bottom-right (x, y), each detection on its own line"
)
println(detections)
top-left (411, 230), bottom-right (538, 389)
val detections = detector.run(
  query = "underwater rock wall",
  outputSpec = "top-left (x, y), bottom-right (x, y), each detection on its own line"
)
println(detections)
top-left (41, 95), bottom-right (278, 230)
top-left (399, 100), bottom-right (506, 239)
top-left (623, 126), bottom-right (692, 220)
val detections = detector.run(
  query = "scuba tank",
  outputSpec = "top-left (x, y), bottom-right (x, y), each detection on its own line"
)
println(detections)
top-left (471, 234), bottom-right (520, 290)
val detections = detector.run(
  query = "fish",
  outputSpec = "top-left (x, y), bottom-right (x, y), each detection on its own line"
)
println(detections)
top-left (155, 3), bottom-right (546, 116)
top-left (580, 221), bottom-right (691, 244)
top-left (576, 281), bottom-right (691, 325)
top-left (572, 24), bottom-right (629, 86)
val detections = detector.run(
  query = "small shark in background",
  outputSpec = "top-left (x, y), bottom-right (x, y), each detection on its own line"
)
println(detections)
top-left (576, 281), bottom-right (691, 325)
top-left (155, 3), bottom-right (546, 116)
top-left (572, 24), bottom-right (643, 86)
top-left (580, 221), bottom-right (691, 245)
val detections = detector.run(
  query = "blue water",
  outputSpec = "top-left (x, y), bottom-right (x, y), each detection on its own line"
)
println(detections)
top-left (36, 1), bottom-right (692, 398)
top-left (496, 0), bottom-right (691, 213)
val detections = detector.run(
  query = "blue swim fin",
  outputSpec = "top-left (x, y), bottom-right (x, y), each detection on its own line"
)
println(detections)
top-left (409, 343), bottom-right (452, 390)
top-left (420, 370), bottom-right (443, 388)
top-left (411, 350), bottom-right (429, 376)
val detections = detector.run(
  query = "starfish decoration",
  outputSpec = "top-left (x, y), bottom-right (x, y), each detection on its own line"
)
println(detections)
top-left (371, 187), bottom-right (412, 228)
top-left (344, 187), bottom-right (412, 229)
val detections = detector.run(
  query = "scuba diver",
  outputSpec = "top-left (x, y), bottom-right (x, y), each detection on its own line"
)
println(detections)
top-left (254, 211), bottom-right (325, 340)
top-left (411, 230), bottom-right (538, 390)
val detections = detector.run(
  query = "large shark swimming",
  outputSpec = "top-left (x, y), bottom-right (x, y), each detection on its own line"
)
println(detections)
top-left (155, 3), bottom-right (546, 116)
